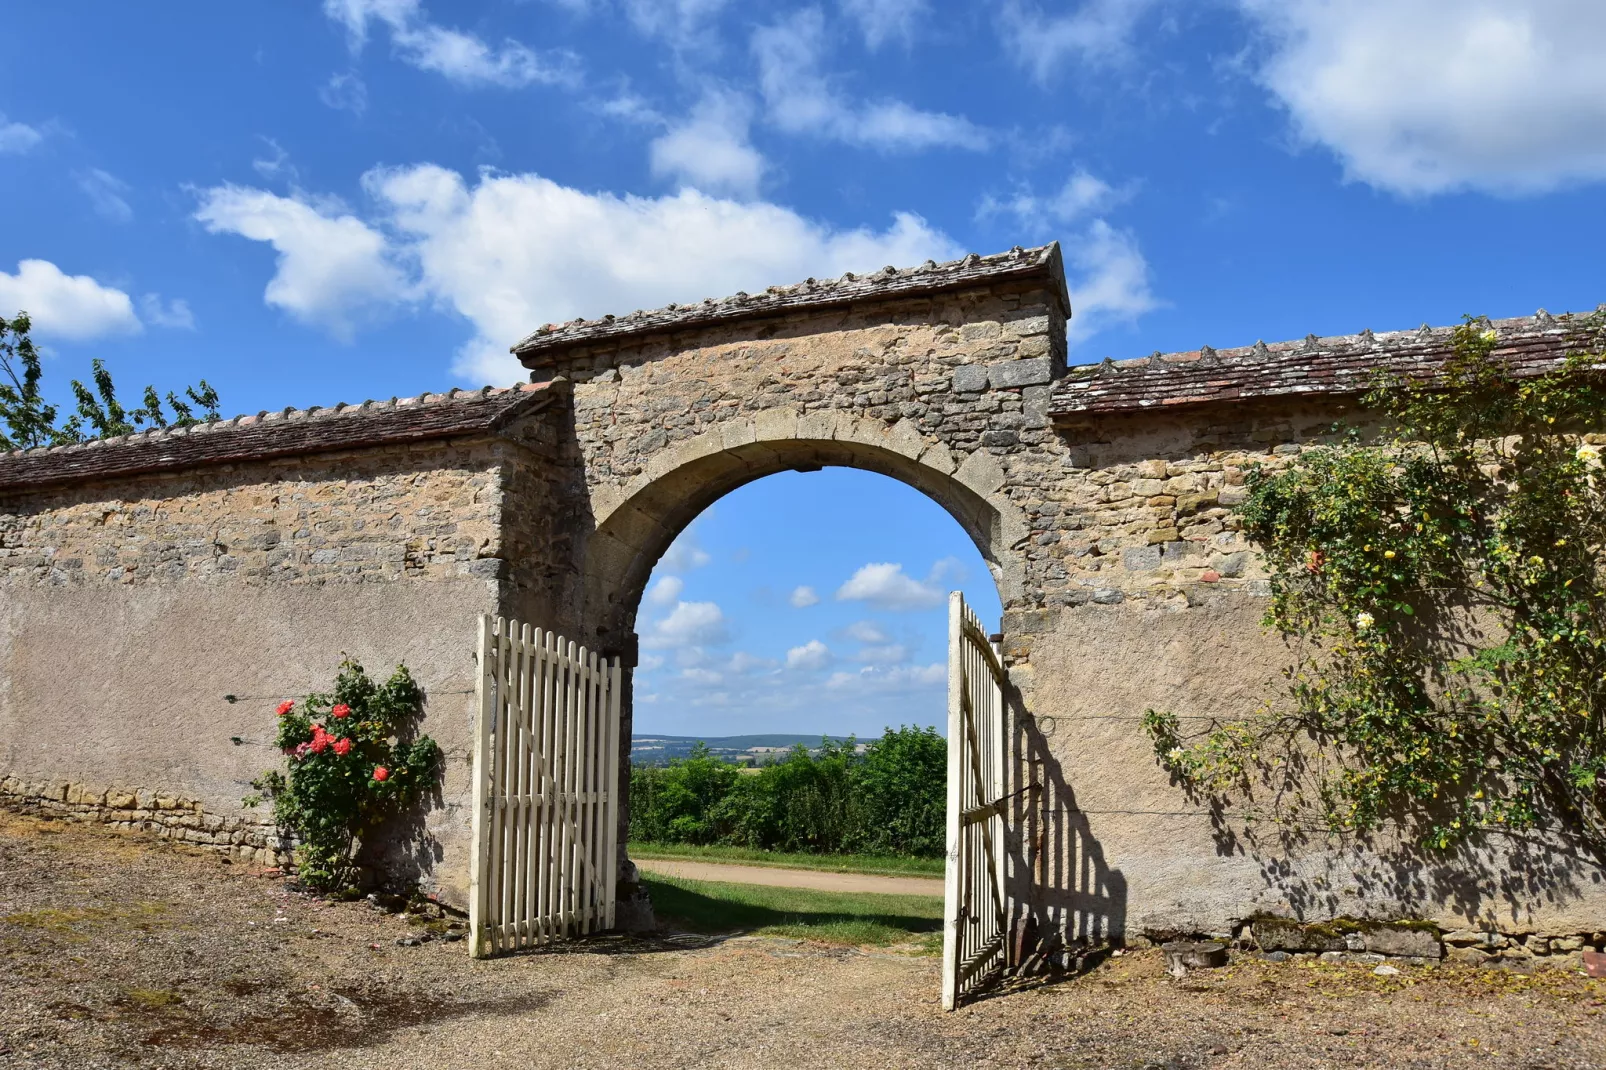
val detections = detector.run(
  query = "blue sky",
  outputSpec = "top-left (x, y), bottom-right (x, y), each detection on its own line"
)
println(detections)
top-left (3, 1), bottom-right (1603, 736)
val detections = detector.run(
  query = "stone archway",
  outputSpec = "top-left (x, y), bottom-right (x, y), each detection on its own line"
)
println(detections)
top-left (580, 411), bottom-right (1030, 659)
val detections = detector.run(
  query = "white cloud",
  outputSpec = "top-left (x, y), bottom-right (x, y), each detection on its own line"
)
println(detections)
top-left (645, 575), bottom-right (685, 606)
top-left (365, 163), bottom-right (959, 382)
top-left (1065, 219), bottom-right (1160, 344)
top-left (682, 666), bottom-right (723, 685)
top-left (836, 562), bottom-right (945, 611)
top-left (625, 0), bottom-right (733, 51)
top-left (192, 184), bottom-right (411, 341)
top-left (827, 662), bottom-right (944, 690)
top-left (786, 639), bottom-right (832, 670)
top-left (753, 9), bottom-right (988, 152)
top-left (251, 138), bottom-right (298, 182)
top-left (139, 295), bottom-right (196, 330)
top-left (0, 114), bottom-right (42, 154)
top-left (840, 0), bottom-right (926, 50)
top-left (0, 260), bottom-right (141, 341)
top-left (323, 0), bottom-right (577, 88)
top-left (998, 0), bottom-right (1159, 83)
top-left (789, 585), bottom-right (820, 608)
top-left (658, 529), bottom-right (713, 573)
top-left (979, 168), bottom-right (1157, 347)
top-left (855, 643), bottom-right (908, 664)
top-left (1237, 0), bottom-right (1606, 196)
top-left (981, 169), bottom-right (1127, 227)
top-left (320, 71), bottom-right (369, 115)
top-left (75, 169), bottom-right (132, 223)
top-left (641, 600), bottom-right (729, 649)
top-left (197, 161), bottom-right (960, 379)
top-left (727, 651), bottom-right (777, 674)
top-left (650, 91), bottom-right (766, 199)
top-left (844, 620), bottom-right (889, 644)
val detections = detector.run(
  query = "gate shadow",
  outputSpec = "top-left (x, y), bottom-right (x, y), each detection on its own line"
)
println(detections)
top-left (1009, 687), bottom-right (1128, 957)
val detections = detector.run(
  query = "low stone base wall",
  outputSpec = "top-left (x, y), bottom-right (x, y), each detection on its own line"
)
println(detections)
top-left (1126, 915), bottom-right (1604, 969)
top-left (0, 776), bottom-right (289, 868)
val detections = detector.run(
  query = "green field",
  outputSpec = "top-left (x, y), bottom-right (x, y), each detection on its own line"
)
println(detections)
top-left (641, 874), bottom-right (943, 950)
top-left (630, 842), bottom-right (945, 878)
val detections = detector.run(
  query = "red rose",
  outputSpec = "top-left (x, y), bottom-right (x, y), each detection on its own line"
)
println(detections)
top-left (372, 766), bottom-right (389, 782)
top-left (333, 738), bottom-right (352, 756)
top-left (331, 704), bottom-right (351, 719)
top-left (310, 733), bottom-right (330, 754)
top-left (276, 701), bottom-right (295, 717)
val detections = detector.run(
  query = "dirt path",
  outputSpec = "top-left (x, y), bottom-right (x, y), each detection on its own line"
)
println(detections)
top-left (3, 806), bottom-right (1605, 1070)
top-left (634, 857), bottom-right (944, 897)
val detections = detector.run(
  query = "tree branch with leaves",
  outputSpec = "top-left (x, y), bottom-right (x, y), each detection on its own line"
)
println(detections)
top-left (0, 311), bottom-right (221, 451)
top-left (1144, 313), bottom-right (1606, 863)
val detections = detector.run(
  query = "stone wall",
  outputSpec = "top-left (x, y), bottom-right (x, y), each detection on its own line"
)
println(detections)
top-left (0, 398), bottom-right (569, 904)
top-left (1, 776), bottom-right (287, 867)
top-left (1, 241), bottom-right (1599, 950)
top-left (513, 251), bottom-right (1605, 944)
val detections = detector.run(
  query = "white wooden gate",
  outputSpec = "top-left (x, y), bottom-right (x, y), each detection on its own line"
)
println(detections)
top-left (942, 591), bottom-right (1009, 1010)
top-left (468, 615), bottom-right (622, 957)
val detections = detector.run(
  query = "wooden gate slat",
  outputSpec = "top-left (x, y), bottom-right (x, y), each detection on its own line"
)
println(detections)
top-left (468, 615), bottom-right (623, 957)
top-left (942, 592), bottom-right (1011, 1009)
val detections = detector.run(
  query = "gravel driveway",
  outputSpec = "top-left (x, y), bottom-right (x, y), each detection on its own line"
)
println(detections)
top-left (633, 857), bottom-right (945, 896)
top-left (2, 807), bottom-right (1603, 1070)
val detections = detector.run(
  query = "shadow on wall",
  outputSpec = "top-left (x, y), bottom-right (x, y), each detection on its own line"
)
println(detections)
top-left (1183, 606), bottom-right (1606, 929)
top-left (1210, 800), bottom-right (1603, 929)
top-left (354, 684), bottom-right (448, 894)
top-left (1009, 686), bottom-right (1128, 952)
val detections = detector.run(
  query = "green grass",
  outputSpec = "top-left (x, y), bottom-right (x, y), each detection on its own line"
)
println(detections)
top-left (629, 842), bottom-right (945, 878)
top-left (641, 874), bottom-right (943, 951)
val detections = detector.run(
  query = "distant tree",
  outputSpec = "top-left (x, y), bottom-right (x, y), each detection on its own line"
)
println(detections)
top-left (0, 311), bottom-right (221, 451)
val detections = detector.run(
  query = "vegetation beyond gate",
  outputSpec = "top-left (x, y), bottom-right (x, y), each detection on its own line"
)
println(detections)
top-left (629, 726), bottom-right (945, 858)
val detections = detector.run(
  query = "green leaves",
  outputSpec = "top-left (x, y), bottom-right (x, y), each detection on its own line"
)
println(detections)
top-left (1145, 312), bottom-right (1606, 861)
top-left (252, 659), bottom-right (442, 891)
top-left (630, 726), bottom-right (946, 858)
top-left (0, 310), bottom-right (222, 449)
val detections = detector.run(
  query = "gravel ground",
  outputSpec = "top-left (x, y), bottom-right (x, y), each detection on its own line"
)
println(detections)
top-left (2, 806), bottom-right (1603, 1070)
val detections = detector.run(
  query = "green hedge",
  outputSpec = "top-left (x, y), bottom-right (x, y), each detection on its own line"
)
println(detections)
top-left (630, 726), bottom-right (946, 858)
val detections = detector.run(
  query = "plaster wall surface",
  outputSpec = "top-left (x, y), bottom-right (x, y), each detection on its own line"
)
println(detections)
top-left (0, 437), bottom-right (563, 905)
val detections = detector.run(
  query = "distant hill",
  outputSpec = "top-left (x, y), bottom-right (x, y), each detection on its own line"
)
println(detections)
top-left (631, 733), bottom-right (858, 766)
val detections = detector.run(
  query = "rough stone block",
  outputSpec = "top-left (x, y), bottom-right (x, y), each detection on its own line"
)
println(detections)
top-left (1360, 926), bottom-right (1442, 959)
top-left (1217, 551), bottom-right (1250, 578)
top-left (1123, 546), bottom-right (1162, 571)
top-left (988, 357), bottom-right (1053, 390)
top-left (1444, 929), bottom-right (1508, 950)
top-left (951, 364), bottom-right (989, 393)
top-left (1253, 917), bottom-right (1347, 953)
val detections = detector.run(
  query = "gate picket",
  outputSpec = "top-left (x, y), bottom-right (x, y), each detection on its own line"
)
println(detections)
top-left (469, 615), bottom-right (623, 957)
top-left (942, 591), bottom-right (1011, 1010)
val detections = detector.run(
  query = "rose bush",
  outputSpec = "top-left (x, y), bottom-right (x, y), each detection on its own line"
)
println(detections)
top-left (248, 659), bottom-right (442, 891)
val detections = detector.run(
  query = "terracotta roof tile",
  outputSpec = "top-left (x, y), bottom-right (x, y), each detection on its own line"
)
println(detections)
top-left (1050, 310), bottom-right (1605, 418)
top-left (0, 381), bottom-right (560, 492)
top-left (512, 243), bottom-right (1069, 366)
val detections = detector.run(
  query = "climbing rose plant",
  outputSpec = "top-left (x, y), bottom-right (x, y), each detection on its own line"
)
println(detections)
top-left (249, 659), bottom-right (442, 891)
top-left (1143, 314), bottom-right (1606, 862)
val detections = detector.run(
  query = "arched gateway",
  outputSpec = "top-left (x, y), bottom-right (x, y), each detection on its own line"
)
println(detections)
top-left (3, 244), bottom-right (1602, 983)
